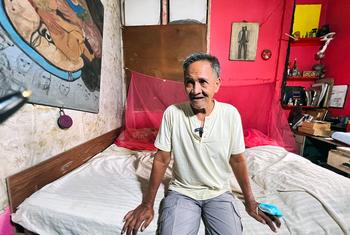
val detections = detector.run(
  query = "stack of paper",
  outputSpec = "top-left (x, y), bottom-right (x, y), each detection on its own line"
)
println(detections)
top-left (332, 132), bottom-right (350, 145)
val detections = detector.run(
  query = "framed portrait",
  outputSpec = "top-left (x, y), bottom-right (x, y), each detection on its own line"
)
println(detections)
top-left (229, 22), bottom-right (259, 61)
top-left (329, 85), bottom-right (348, 108)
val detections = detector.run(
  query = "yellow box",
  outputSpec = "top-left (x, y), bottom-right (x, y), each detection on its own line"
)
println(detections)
top-left (293, 4), bottom-right (322, 37)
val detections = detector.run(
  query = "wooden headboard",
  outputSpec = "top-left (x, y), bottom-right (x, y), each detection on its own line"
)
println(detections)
top-left (6, 128), bottom-right (121, 212)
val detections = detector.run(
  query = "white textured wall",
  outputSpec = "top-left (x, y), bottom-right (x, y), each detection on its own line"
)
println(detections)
top-left (0, 0), bottom-right (125, 212)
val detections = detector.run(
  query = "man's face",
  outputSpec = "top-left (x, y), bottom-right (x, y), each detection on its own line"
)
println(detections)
top-left (184, 60), bottom-right (220, 112)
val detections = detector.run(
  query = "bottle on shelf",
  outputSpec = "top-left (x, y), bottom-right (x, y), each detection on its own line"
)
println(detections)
top-left (291, 58), bottom-right (299, 76)
top-left (287, 61), bottom-right (291, 76)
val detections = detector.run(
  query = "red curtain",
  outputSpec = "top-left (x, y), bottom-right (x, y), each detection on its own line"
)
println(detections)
top-left (115, 71), bottom-right (296, 151)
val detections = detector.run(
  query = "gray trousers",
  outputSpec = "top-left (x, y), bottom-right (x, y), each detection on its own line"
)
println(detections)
top-left (157, 191), bottom-right (243, 235)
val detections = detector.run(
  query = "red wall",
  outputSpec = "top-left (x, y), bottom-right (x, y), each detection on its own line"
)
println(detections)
top-left (324, 0), bottom-right (350, 116)
top-left (209, 0), bottom-right (293, 87)
top-left (209, 0), bottom-right (297, 151)
top-left (209, 0), bottom-right (350, 117)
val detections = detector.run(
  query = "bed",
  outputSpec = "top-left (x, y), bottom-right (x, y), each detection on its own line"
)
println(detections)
top-left (7, 130), bottom-right (350, 235)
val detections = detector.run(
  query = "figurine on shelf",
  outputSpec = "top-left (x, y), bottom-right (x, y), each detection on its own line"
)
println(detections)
top-left (309, 32), bottom-right (335, 79)
top-left (312, 63), bottom-right (326, 79)
top-left (293, 31), bottom-right (301, 40)
top-left (291, 58), bottom-right (299, 76)
top-left (315, 32), bottom-right (336, 60)
top-left (316, 25), bottom-right (330, 38)
top-left (308, 28), bottom-right (318, 38)
top-left (287, 61), bottom-right (291, 76)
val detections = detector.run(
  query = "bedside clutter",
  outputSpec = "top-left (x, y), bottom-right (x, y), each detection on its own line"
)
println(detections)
top-left (293, 120), bottom-right (349, 177)
top-left (325, 115), bottom-right (350, 132)
top-left (293, 130), bottom-right (349, 177)
top-left (298, 120), bottom-right (350, 139)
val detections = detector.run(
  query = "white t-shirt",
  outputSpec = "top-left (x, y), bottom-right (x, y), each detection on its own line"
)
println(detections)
top-left (154, 100), bottom-right (245, 200)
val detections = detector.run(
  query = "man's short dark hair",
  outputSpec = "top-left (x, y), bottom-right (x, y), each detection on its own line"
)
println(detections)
top-left (183, 52), bottom-right (220, 78)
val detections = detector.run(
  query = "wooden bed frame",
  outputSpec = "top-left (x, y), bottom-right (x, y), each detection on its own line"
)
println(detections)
top-left (6, 128), bottom-right (121, 213)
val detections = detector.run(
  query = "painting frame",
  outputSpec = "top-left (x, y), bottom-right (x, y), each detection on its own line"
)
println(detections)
top-left (0, 0), bottom-right (104, 113)
top-left (229, 22), bottom-right (259, 61)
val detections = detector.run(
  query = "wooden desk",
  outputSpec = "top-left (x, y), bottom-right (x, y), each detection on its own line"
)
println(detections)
top-left (294, 132), bottom-right (349, 177)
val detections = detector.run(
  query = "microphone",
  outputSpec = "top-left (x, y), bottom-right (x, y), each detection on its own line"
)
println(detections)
top-left (194, 127), bottom-right (204, 137)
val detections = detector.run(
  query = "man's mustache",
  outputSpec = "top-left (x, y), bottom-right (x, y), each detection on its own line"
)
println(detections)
top-left (189, 93), bottom-right (208, 99)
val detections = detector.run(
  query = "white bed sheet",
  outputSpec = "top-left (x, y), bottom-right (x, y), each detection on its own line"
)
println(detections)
top-left (12, 145), bottom-right (175, 235)
top-left (12, 145), bottom-right (350, 235)
top-left (244, 146), bottom-right (350, 235)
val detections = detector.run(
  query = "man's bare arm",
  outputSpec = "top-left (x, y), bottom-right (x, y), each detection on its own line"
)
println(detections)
top-left (229, 153), bottom-right (281, 232)
top-left (122, 150), bottom-right (171, 235)
top-left (143, 150), bottom-right (172, 207)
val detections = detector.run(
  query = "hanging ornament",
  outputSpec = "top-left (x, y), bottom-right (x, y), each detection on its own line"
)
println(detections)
top-left (261, 49), bottom-right (272, 60)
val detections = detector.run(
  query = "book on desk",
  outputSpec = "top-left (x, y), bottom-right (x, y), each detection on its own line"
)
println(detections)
top-left (298, 120), bottom-right (332, 137)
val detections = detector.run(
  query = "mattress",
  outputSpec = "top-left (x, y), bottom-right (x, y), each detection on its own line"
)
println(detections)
top-left (12, 145), bottom-right (202, 235)
top-left (12, 145), bottom-right (350, 235)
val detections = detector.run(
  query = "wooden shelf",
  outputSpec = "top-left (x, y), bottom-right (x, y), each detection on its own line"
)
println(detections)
top-left (287, 76), bottom-right (318, 81)
top-left (282, 105), bottom-right (318, 109)
top-left (290, 38), bottom-right (322, 47)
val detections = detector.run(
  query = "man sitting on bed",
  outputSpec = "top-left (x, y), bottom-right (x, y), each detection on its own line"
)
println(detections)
top-left (122, 52), bottom-right (281, 235)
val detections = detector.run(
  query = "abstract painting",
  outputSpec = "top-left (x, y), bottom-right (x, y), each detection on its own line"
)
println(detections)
top-left (0, 0), bottom-right (103, 112)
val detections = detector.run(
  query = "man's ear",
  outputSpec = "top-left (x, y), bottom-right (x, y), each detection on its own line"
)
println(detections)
top-left (215, 78), bottom-right (221, 93)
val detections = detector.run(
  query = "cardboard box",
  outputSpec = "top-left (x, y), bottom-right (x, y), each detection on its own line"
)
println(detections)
top-left (327, 150), bottom-right (350, 174)
top-left (301, 121), bottom-right (331, 130)
top-left (298, 127), bottom-right (332, 137)
top-left (302, 71), bottom-right (318, 77)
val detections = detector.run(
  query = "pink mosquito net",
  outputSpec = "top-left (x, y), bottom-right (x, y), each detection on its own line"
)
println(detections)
top-left (115, 71), bottom-right (296, 151)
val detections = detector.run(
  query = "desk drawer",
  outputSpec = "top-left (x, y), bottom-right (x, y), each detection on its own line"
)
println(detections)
top-left (327, 150), bottom-right (350, 174)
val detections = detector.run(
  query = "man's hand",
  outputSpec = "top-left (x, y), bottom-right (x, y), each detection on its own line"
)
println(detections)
top-left (122, 150), bottom-right (170, 234)
top-left (245, 201), bottom-right (281, 233)
top-left (122, 203), bottom-right (154, 235)
top-left (229, 154), bottom-right (281, 232)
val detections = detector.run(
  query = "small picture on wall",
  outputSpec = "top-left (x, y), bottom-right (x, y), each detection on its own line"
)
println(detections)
top-left (229, 22), bottom-right (259, 61)
top-left (329, 85), bottom-right (348, 108)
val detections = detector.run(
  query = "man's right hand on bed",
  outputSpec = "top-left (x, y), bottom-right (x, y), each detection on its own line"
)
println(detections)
top-left (122, 203), bottom-right (154, 235)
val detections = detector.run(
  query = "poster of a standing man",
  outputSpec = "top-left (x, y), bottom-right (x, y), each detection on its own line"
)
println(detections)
top-left (230, 22), bottom-right (259, 61)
